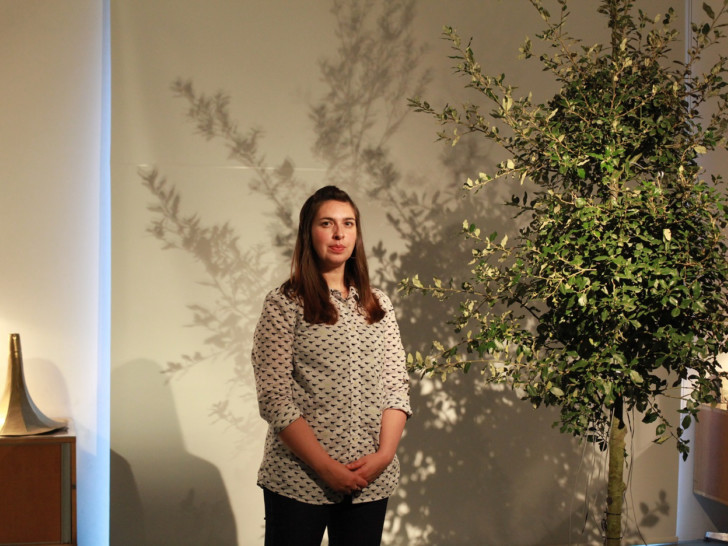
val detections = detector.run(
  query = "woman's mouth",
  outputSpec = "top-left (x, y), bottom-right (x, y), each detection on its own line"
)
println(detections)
top-left (329, 245), bottom-right (346, 253)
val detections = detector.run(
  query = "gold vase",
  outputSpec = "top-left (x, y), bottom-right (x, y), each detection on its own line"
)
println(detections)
top-left (0, 333), bottom-right (66, 436)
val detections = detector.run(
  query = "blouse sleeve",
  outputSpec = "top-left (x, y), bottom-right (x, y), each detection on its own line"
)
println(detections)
top-left (251, 288), bottom-right (302, 433)
top-left (376, 290), bottom-right (412, 418)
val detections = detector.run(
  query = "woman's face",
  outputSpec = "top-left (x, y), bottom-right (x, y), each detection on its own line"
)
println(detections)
top-left (311, 200), bottom-right (357, 272)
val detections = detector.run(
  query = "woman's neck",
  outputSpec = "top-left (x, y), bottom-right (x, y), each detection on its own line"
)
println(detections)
top-left (322, 268), bottom-right (347, 295)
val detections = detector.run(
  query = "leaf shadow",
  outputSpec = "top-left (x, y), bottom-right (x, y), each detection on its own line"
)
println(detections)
top-left (134, 1), bottom-right (614, 543)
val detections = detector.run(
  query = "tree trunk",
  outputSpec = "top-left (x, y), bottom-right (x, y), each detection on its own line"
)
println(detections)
top-left (605, 401), bottom-right (626, 546)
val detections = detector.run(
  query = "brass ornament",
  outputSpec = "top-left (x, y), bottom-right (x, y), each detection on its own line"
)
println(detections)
top-left (0, 333), bottom-right (66, 436)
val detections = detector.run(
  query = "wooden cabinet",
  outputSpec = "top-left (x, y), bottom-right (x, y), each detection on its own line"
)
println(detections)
top-left (0, 429), bottom-right (76, 545)
top-left (694, 405), bottom-right (728, 506)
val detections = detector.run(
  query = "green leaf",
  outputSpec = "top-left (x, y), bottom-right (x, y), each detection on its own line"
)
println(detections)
top-left (630, 370), bottom-right (644, 384)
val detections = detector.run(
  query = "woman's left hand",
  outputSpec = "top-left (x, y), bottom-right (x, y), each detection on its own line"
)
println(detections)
top-left (345, 451), bottom-right (392, 486)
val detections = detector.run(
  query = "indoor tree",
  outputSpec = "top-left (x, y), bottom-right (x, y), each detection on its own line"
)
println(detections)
top-left (403, 1), bottom-right (728, 544)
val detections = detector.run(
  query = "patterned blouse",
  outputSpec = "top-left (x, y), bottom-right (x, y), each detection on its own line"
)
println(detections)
top-left (251, 285), bottom-right (411, 505)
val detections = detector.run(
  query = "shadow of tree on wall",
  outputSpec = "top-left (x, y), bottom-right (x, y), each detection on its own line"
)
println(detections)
top-left (139, 168), bottom-right (271, 437)
top-left (135, 0), bottom-right (674, 543)
top-left (140, 0), bottom-right (431, 443)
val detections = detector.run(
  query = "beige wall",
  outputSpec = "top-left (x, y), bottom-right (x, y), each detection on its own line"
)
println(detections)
top-left (5, 2), bottom-right (726, 545)
top-left (109, 1), bottom-right (726, 544)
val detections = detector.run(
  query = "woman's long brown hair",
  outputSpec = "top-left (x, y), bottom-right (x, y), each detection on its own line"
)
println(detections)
top-left (282, 186), bottom-right (385, 325)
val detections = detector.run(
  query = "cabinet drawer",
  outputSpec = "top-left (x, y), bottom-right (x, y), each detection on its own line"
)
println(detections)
top-left (0, 436), bottom-right (75, 545)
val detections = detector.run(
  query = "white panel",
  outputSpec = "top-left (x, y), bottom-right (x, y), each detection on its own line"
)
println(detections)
top-left (0, 0), bottom-right (109, 544)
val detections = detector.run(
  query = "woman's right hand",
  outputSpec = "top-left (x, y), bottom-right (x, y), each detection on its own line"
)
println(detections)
top-left (319, 460), bottom-right (368, 494)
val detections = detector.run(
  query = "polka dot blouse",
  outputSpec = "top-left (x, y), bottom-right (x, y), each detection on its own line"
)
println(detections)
top-left (252, 286), bottom-right (412, 504)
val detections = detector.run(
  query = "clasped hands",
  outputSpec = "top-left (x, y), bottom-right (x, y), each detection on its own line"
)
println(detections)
top-left (321, 451), bottom-right (391, 495)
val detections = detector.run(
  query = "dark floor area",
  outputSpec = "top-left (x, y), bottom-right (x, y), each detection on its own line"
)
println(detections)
top-left (649, 536), bottom-right (728, 546)
top-left (670, 538), bottom-right (727, 546)
top-left (602, 537), bottom-right (725, 545)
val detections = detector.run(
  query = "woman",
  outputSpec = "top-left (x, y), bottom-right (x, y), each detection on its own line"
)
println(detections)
top-left (252, 185), bottom-right (411, 546)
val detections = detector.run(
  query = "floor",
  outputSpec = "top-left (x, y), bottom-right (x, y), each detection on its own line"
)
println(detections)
top-left (665, 540), bottom-right (728, 546)
top-left (670, 538), bottom-right (728, 546)
top-left (649, 537), bottom-right (728, 546)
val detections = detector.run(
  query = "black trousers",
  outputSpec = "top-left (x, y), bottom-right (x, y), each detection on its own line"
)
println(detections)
top-left (263, 488), bottom-right (388, 546)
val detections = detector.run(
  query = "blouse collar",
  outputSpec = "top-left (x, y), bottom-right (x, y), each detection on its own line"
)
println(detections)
top-left (330, 285), bottom-right (359, 301)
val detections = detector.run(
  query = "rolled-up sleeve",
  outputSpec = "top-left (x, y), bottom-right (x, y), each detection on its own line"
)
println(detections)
top-left (251, 289), bottom-right (302, 432)
top-left (377, 291), bottom-right (412, 418)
